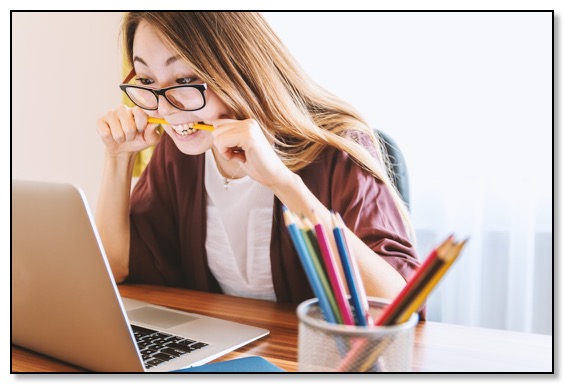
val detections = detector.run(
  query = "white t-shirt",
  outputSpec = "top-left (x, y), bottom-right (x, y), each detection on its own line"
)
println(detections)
top-left (204, 149), bottom-right (276, 301)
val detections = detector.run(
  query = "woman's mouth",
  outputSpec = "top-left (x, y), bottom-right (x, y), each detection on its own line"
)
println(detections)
top-left (171, 123), bottom-right (199, 137)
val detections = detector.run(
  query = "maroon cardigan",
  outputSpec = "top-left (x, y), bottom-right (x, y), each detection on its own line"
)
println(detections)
top-left (126, 134), bottom-right (421, 307)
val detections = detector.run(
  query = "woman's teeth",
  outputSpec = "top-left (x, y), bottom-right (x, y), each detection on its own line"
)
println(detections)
top-left (172, 123), bottom-right (197, 136)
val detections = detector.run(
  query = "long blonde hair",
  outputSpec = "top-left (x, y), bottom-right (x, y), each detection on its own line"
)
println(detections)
top-left (123, 12), bottom-right (412, 235)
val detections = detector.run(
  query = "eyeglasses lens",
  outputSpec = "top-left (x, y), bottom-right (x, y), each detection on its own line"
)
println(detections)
top-left (165, 88), bottom-right (204, 110)
top-left (126, 88), bottom-right (158, 110)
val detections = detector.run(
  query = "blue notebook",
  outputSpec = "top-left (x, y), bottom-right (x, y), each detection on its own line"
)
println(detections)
top-left (175, 356), bottom-right (285, 373)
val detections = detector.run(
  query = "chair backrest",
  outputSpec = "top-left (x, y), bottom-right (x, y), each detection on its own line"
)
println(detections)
top-left (376, 130), bottom-right (410, 210)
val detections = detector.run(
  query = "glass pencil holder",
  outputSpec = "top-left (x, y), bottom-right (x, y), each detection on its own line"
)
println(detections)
top-left (296, 297), bottom-right (418, 372)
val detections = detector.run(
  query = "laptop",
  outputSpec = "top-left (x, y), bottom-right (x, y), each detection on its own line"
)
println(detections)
top-left (11, 179), bottom-right (269, 372)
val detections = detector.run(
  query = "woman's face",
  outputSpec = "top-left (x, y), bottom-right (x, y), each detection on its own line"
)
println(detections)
top-left (132, 20), bottom-right (230, 155)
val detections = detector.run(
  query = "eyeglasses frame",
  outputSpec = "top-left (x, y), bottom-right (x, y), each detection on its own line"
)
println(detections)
top-left (119, 68), bottom-right (208, 112)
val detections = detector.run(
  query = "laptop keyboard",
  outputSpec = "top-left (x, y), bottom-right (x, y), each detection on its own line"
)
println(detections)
top-left (131, 324), bottom-right (209, 369)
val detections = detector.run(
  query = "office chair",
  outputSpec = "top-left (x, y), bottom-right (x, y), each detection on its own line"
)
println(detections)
top-left (376, 130), bottom-right (410, 210)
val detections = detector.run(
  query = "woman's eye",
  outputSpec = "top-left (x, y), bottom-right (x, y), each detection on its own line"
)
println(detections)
top-left (135, 78), bottom-right (154, 86)
top-left (177, 77), bottom-right (195, 85)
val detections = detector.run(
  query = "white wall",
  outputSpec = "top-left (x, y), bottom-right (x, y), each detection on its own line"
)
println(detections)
top-left (263, 12), bottom-right (552, 334)
top-left (12, 12), bottom-right (123, 210)
top-left (263, 12), bottom-right (552, 209)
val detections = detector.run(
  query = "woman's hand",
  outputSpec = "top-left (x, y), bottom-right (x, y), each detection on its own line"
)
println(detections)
top-left (96, 105), bottom-right (160, 156)
top-left (211, 118), bottom-right (293, 189)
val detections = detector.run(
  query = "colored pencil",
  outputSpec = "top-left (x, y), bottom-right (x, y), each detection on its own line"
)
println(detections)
top-left (147, 117), bottom-right (214, 131)
top-left (354, 238), bottom-right (468, 372)
top-left (311, 212), bottom-right (355, 326)
top-left (332, 213), bottom-right (372, 326)
top-left (337, 335), bottom-right (395, 372)
top-left (375, 236), bottom-right (454, 326)
top-left (282, 207), bottom-right (337, 324)
top-left (283, 205), bottom-right (469, 371)
top-left (395, 239), bottom-right (467, 324)
top-left (298, 216), bottom-right (342, 324)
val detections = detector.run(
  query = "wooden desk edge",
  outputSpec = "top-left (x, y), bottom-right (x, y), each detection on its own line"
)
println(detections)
top-left (11, 284), bottom-right (553, 373)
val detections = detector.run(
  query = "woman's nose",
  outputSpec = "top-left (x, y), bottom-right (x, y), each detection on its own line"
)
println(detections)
top-left (157, 95), bottom-right (177, 116)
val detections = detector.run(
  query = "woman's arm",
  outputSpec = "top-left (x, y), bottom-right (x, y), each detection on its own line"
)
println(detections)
top-left (95, 153), bottom-right (136, 283)
top-left (95, 106), bottom-right (160, 282)
top-left (271, 172), bottom-right (408, 301)
top-left (211, 117), bottom-right (412, 300)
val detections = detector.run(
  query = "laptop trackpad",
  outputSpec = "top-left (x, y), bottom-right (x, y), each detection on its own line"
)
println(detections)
top-left (127, 306), bottom-right (198, 329)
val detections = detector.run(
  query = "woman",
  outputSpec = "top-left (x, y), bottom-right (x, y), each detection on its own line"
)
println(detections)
top-left (96, 12), bottom-right (420, 306)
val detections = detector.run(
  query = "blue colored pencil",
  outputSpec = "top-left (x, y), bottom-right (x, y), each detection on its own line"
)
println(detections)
top-left (332, 212), bottom-right (372, 326)
top-left (311, 212), bottom-right (355, 326)
top-left (282, 207), bottom-right (337, 323)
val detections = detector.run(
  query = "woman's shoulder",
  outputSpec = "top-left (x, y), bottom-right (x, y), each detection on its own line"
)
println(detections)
top-left (300, 142), bottom-right (377, 189)
top-left (342, 129), bottom-right (380, 160)
top-left (315, 130), bottom-right (379, 169)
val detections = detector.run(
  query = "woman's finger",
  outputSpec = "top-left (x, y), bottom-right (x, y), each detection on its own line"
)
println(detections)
top-left (131, 106), bottom-right (150, 133)
top-left (144, 123), bottom-right (161, 147)
top-left (104, 112), bottom-right (127, 144)
top-left (116, 107), bottom-right (138, 142)
top-left (96, 117), bottom-right (116, 146)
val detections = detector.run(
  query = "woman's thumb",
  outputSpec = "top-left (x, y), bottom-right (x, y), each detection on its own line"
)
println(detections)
top-left (144, 125), bottom-right (161, 146)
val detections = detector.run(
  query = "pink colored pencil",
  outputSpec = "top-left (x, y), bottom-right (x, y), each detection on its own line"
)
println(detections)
top-left (311, 212), bottom-right (355, 326)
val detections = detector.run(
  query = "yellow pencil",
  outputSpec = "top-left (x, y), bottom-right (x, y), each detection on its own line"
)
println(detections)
top-left (395, 239), bottom-right (467, 324)
top-left (147, 117), bottom-right (214, 131)
top-left (357, 238), bottom-right (467, 372)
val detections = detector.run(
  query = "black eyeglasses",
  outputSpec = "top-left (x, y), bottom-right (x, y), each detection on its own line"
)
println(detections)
top-left (119, 69), bottom-right (207, 112)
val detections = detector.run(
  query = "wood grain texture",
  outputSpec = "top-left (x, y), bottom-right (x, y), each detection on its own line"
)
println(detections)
top-left (11, 284), bottom-right (552, 373)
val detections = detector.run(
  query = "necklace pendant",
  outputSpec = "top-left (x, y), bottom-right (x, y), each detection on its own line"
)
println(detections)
top-left (221, 163), bottom-right (242, 191)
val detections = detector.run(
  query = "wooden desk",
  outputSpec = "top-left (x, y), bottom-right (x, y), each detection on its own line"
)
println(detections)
top-left (12, 284), bottom-right (553, 373)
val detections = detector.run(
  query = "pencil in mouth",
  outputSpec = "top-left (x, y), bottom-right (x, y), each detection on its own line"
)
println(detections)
top-left (147, 117), bottom-right (214, 131)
